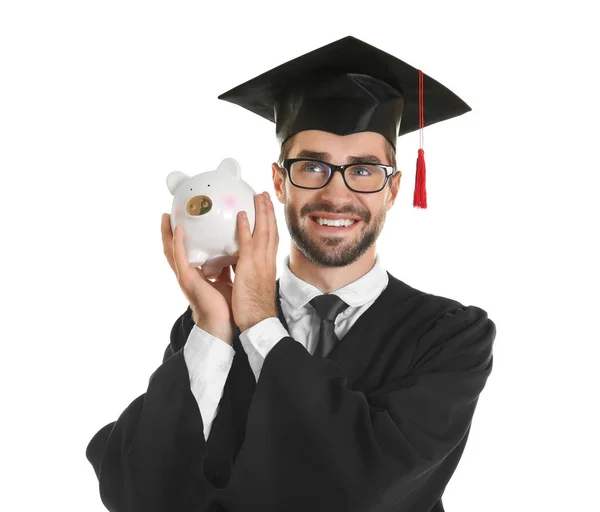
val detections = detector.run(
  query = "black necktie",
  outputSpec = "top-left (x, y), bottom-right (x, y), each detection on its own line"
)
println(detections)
top-left (309, 294), bottom-right (350, 358)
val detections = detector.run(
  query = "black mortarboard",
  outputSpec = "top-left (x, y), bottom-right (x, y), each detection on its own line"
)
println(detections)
top-left (217, 36), bottom-right (472, 209)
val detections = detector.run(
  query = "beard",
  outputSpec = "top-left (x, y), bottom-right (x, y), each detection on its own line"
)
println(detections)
top-left (283, 193), bottom-right (387, 268)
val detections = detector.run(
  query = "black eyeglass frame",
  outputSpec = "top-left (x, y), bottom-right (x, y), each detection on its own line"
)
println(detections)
top-left (281, 158), bottom-right (398, 194)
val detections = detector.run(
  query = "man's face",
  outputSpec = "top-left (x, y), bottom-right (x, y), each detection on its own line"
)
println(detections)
top-left (272, 130), bottom-right (401, 268)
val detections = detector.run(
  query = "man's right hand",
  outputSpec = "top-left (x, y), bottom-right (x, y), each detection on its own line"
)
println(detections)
top-left (161, 213), bottom-right (235, 345)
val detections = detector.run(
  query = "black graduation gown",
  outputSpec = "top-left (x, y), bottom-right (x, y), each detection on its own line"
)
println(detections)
top-left (86, 272), bottom-right (495, 512)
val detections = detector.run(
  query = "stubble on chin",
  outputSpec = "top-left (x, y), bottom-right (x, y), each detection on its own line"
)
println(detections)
top-left (285, 205), bottom-right (386, 268)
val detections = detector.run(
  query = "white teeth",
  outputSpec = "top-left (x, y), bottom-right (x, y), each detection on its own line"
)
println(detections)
top-left (315, 217), bottom-right (356, 227)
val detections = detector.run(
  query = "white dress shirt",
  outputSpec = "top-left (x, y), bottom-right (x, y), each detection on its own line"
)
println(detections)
top-left (183, 253), bottom-right (390, 441)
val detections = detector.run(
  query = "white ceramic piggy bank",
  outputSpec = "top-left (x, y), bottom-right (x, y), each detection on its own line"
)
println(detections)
top-left (166, 158), bottom-right (256, 279)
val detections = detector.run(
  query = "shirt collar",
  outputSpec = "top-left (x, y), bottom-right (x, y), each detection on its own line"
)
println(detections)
top-left (279, 253), bottom-right (389, 310)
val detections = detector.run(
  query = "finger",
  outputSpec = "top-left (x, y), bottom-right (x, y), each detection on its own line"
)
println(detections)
top-left (255, 192), bottom-right (270, 255)
top-left (172, 224), bottom-right (207, 292)
top-left (237, 209), bottom-right (253, 256)
top-left (161, 213), bottom-right (176, 274)
top-left (171, 224), bottom-right (184, 278)
top-left (265, 192), bottom-right (279, 257)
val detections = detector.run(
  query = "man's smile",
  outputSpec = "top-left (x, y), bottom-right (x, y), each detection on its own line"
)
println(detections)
top-left (308, 215), bottom-right (362, 235)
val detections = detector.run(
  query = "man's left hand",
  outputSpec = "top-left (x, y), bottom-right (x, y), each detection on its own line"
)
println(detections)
top-left (232, 191), bottom-right (279, 332)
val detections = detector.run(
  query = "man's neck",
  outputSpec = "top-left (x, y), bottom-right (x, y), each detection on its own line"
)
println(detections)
top-left (288, 243), bottom-right (377, 294)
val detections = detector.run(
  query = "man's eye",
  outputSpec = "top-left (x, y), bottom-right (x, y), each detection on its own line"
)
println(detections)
top-left (351, 167), bottom-right (372, 176)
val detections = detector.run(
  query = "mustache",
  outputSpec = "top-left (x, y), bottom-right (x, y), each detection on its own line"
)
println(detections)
top-left (300, 204), bottom-right (369, 221)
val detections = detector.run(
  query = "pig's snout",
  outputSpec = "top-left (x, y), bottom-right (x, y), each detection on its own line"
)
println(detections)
top-left (186, 195), bottom-right (212, 216)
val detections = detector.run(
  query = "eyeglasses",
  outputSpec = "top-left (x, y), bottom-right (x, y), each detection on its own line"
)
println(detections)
top-left (282, 158), bottom-right (397, 193)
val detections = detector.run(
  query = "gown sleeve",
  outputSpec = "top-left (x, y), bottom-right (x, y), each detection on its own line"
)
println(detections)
top-left (163, 305), bottom-right (195, 364)
top-left (226, 304), bottom-right (495, 511)
top-left (85, 306), bottom-right (216, 512)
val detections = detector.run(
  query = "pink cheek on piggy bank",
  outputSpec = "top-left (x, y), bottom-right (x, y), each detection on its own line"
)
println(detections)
top-left (175, 207), bottom-right (183, 221)
top-left (223, 195), bottom-right (236, 209)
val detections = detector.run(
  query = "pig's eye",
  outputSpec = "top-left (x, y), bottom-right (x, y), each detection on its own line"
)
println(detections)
top-left (186, 195), bottom-right (212, 216)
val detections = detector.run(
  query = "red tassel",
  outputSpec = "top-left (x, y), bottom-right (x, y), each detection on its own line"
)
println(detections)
top-left (413, 148), bottom-right (427, 208)
top-left (413, 69), bottom-right (427, 209)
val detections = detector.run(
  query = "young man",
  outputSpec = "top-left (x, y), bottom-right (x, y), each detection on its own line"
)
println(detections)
top-left (86, 36), bottom-right (495, 512)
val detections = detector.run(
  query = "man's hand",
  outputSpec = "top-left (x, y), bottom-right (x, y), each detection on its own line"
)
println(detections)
top-left (161, 213), bottom-right (235, 345)
top-left (232, 191), bottom-right (279, 332)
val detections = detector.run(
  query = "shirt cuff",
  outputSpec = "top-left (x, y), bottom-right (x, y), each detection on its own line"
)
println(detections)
top-left (183, 324), bottom-right (236, 379)
top-left (239, 317), bottom-right (290, 379)
top-left (183, 325), bottom-right (236, 440)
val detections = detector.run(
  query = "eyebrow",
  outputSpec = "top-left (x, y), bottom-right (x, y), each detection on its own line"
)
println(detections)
top-left (294, 150), bottom-right (384, 165)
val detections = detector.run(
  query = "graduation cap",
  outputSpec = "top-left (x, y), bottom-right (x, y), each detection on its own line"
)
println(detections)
top-left (217, 36), bottom-right (471, 209)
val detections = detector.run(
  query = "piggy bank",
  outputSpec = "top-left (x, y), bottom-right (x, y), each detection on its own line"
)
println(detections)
top-left (166, 158), bottom-right (256, 279)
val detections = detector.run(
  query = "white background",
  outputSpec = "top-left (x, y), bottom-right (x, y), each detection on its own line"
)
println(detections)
top-left (1, 1), bottom-right (598, 510)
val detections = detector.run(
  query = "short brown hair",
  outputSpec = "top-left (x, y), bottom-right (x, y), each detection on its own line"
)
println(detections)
top-left (277, 134), bottom-right (397, 187)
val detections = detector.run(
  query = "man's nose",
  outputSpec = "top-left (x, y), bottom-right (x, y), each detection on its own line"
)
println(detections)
top-left (319, 171), bottom-right (353, 202)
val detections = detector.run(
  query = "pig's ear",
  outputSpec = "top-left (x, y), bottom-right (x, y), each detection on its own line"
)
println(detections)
top-left (166, 171), bottom-right (190, 195)
top-left (216, 158), bottom-right (241, 179)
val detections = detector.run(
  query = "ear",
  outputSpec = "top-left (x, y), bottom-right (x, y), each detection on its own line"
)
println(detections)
top-left (386, 170), bottom-right (402, 211)
top-left (166, 171), bottom-right (190, 195)
top-left (216, 157), bottom-right (241, 179)
top-left (272, 162), bottom-right (285, 204)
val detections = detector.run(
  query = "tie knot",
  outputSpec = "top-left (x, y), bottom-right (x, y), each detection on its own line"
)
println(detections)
top-left (309, 294), bottom-right (349, 322)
